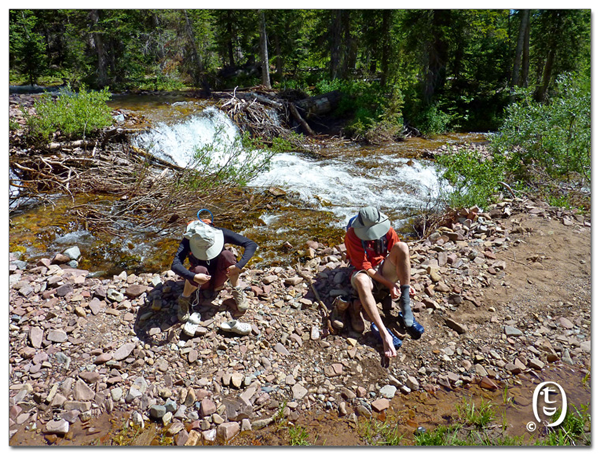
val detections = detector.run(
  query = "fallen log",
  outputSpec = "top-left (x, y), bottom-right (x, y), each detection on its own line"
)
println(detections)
top-left (289, 102), bottom-right (315, 136)
top-left (294, 90), bottom-right (341, 118)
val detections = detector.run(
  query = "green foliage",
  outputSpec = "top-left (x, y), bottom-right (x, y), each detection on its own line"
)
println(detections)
top-left (456, 398), bottom-right (496, 428)
top-left (10, 10), bottom-right (47, 85)
top-left (23, 85), bottom-right (113, 145)
top-left (288, 425), bottom-right (311, 446)
top-left (535, 404), bottom-right (591, 446)
top-left (359, 418), bottom-right (404, 445)
top-left (413, 424), bottom-right (467, 446)
top-left (435, 148), bottom-right (514, 210)
top-left (315, 79), bottom-right (404, 142)
top-left (8, 9), bottom-right (591, 134)
top-left (491, 72), bottom-right (591, 182)
top-left (410, 102), bottom-right (452, 135)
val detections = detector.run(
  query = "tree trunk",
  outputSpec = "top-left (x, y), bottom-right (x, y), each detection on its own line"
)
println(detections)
top-left (274, 33), bottom-right (283, 78)
top-left (184, 11), bottom-right (203, 86)
top-left (423, 10), bottom-right (450, 104)
top-left (226, 11), bottom-right (235, 67)
top-left (511, 10), bottom-right (530, 89)
top-left (535, 48), bottom-right (556, 102)
top-left (520, 15), bottom-right (531, 87)
top-left (259, 11), bottom-right (271, 89)
top-left (88, 10), bottom-right (108, 88)
top-left (330, 10), bottom-right (342, 79)
top-left (380, 11), bottom-right (391, 87)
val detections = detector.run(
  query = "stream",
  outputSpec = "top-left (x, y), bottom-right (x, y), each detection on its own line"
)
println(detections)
top-left (9, 92), bottom-right (489, 276)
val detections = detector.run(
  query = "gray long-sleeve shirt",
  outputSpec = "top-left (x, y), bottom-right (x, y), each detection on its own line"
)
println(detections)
top-left (171, 227), bottom-right (257, 282)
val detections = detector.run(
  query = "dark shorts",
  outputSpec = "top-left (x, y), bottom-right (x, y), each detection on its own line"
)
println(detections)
top-left (187, 249), bottom-right (237, 290)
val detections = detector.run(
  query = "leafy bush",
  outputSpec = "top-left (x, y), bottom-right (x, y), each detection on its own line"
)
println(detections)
top-left (24, 84), bottom-right (113, 144)
top-left (411, 101), bottom-right (452, 135)
top-left (491, 73), bottom-right (591, 183)
top-left (177, 129), bottom-right (282, 192)
top-left (435, 149), bottom-right (514, 210)
top-left (314, 79), bottom-right (405, 142)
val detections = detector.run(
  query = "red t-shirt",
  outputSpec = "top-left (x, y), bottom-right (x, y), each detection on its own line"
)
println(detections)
top-left (345, 226), bottom-right (399, 272)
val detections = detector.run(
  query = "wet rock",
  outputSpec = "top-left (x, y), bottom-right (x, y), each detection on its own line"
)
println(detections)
top-left (64, 246), bottom-right (81, 261)
top-left (45, 419), bottom-right (69, 435)
top-left (479, 377), bottom-right (499, 390)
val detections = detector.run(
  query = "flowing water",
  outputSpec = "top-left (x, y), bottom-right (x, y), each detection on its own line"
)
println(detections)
top-left (10, 93), bottom-right (489, 275)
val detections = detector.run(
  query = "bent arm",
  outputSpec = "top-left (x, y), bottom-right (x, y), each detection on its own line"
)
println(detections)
top-left (171, 239), bottom-right (196, 281)
top-left (221, 228), bottom-right (258, 269)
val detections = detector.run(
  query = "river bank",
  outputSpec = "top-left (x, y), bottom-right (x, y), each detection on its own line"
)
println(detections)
top-left (8, 195), bottom-right (591, 446)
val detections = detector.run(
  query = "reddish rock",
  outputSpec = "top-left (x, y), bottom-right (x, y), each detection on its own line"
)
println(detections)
top-left (479, 377), bottom-right (499, 390)
top-left (200, 398), bottom-right (216, 417)
top-left (371, 398), bottom-right (390, 412)
top-left (217, 422), bottom-right (240, 441)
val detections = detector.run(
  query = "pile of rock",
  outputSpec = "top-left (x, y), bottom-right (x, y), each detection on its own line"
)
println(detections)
top-left (9, 196), bottom-right (591, 444)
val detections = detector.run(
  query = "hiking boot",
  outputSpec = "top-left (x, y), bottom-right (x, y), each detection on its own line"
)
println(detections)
top-left (349, 299), bottom-right (365, 333)
top-left (177, 295), bottom-right (191, 322)
top-left (232, 286), bottom-right (248, 311)
top-left (330, 296), bottom-right (349, 330)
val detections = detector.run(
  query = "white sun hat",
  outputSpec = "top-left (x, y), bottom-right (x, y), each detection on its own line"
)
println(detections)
top-left (351, 206), bottom-right (391, 240)
top-left (183, 220), bottom-right (224, 261)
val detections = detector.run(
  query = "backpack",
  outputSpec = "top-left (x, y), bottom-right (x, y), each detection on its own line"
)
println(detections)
top-left (346, 214), bottom-right (388, 257)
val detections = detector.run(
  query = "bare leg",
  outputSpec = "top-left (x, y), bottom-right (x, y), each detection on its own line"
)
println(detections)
top-left (354, 273), bottom-right (397, 358)
top-left (381, 241), bottom-right (415, 326)
top-left (380, 241), bottom-right (411, 285)
top-left (182, 279), bottom-right (198, 298)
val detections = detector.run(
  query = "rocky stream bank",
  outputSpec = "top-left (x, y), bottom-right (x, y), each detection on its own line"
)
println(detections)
top-left (8, 196), bottom-right (591, 446)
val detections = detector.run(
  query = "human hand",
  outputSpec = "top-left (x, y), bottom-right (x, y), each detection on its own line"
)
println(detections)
top-left (389, 284), bottom-right (401, 300)
top-left (193, 273), bottom-right (211, 285)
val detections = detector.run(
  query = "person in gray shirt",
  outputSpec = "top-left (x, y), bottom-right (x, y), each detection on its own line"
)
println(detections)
top-left (171, 220), bottom-right (257, 322)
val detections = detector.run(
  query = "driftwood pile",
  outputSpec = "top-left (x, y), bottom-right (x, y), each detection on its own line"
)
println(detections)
top-left (8, 88), bottom-right (343, 237)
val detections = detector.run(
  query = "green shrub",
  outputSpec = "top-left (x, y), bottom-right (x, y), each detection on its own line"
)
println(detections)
top-left (435, 148), bottom-right (515, 210)
top-left (177, 129), bottom-right (280, 193)
top-left (23, 84), bottom-right (113, 145)
top-left (491, 72), bottom-right (591, 183)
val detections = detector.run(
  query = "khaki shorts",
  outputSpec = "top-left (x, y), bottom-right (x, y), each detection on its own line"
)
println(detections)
top-left (350, 261), bottom-right (388, 295)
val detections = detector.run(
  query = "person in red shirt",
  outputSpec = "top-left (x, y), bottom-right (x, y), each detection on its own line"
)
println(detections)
top-left (345, 206), bottom-right (423, 359)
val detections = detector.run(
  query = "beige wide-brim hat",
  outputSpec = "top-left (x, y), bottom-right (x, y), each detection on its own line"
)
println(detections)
top-left (351, 207), bottom-right (391, 241)
top-left (183, 220), bottom-right (224, 261)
